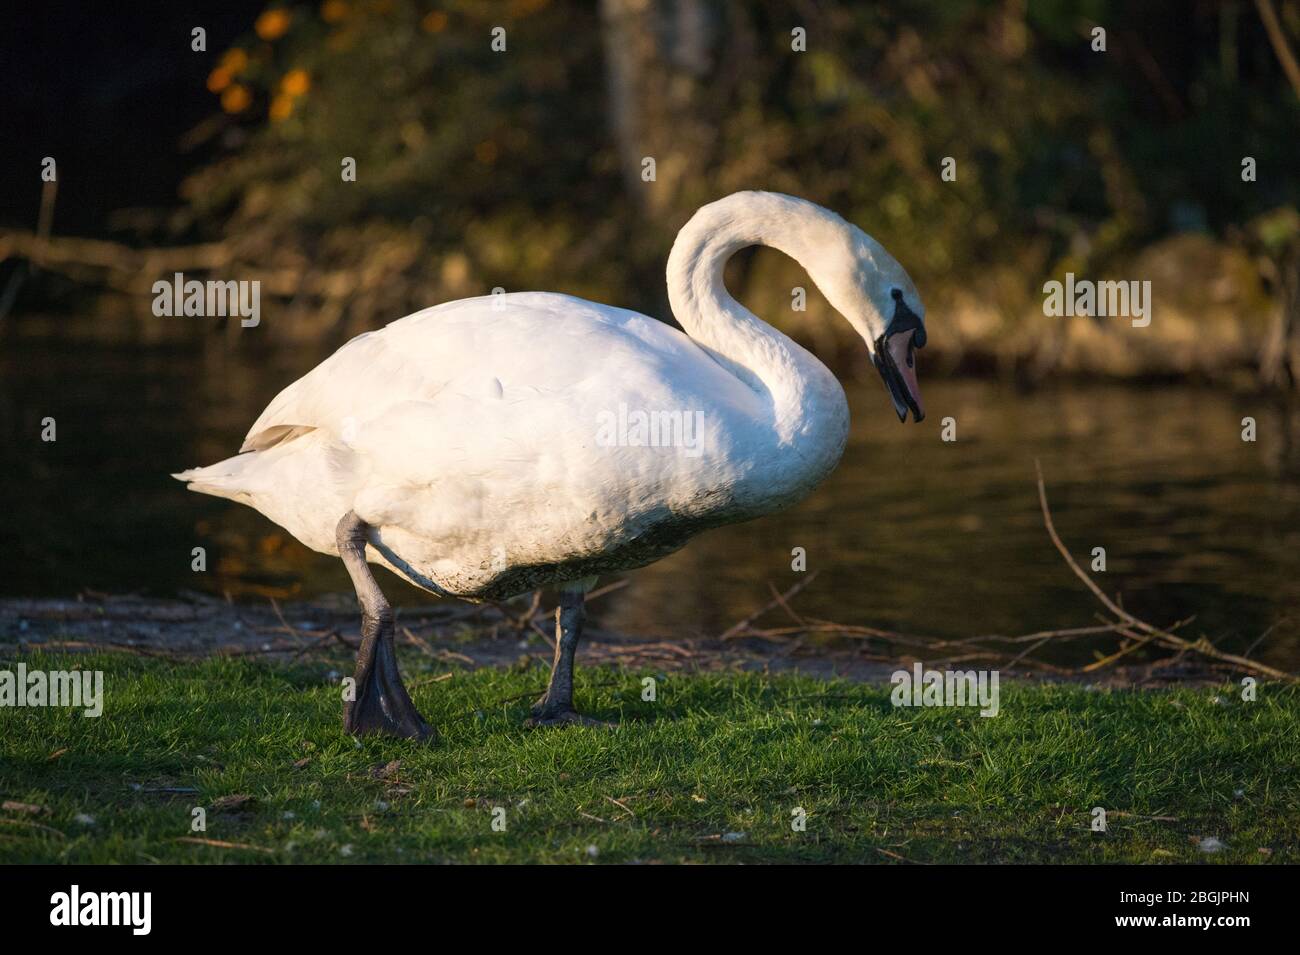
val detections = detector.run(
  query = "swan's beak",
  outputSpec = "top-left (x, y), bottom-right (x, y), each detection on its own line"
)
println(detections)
top-left (874, 329), bottom-right (925, 423)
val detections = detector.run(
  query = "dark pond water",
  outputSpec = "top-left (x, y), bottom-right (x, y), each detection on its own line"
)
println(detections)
top-left (2, 334), bottom-right (1297, 668)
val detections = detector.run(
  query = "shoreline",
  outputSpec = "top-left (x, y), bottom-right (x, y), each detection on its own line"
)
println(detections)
top-left (0, 591), bottom-right (1266, 689)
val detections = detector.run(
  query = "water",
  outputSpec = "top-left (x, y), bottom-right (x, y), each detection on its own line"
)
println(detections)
top-left (2, 333), bottom-right (1297, 668)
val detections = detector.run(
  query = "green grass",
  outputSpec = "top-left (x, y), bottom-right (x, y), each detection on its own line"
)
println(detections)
top-left (1, 649), bottom-right (1297, 863)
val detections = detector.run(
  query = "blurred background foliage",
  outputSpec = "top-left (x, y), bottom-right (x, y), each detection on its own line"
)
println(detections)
top-left (5, 0), bottom-right (1300, 384)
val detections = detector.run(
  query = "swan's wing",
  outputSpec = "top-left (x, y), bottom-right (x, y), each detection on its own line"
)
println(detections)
top-left (241, 292), bottom-right (757, 453)
top-left (240, 322), bottom-right (443, 452)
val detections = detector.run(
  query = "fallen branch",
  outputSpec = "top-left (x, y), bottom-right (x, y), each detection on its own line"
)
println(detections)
top-left (719, 570), bottom-right (820, 640)
top-left (176, 836), bottom-right (274, 853)
top-left (1256, 0), bottom-right (1300, 101)
top-left (1034, 459), bottom-right (1293, 682)
top-left (711, 467), bottom-right (1291, 683)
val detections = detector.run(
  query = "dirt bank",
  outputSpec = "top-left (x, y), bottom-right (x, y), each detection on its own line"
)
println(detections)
top-left (0, 590), bottom-right (1252, 688)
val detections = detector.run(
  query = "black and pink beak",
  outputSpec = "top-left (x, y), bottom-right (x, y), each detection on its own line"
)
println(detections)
top-left (873, 289), bottom-right (926, 423)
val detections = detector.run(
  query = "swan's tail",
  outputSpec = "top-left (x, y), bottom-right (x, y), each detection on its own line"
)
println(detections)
top-left (171, 453), bottom-right (259, 503)
top-left (172, 432), bottom-right (363, 556)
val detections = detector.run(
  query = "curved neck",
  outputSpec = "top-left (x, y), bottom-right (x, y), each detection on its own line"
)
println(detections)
top-left (666, 192), bottom-right (852, 488)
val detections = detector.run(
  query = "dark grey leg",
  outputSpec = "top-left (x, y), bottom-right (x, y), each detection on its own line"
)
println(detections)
top-left (526, 589), bottom-right (606, 727)
top-left (336, 511), bottom-right (434, 742)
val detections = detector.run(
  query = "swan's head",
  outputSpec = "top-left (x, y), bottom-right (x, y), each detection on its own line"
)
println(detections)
top-left (823, 227), bottom-right (927, 423)
top-left (873, 285), bottom-right (927, 424)
top-left (669, 190), bottom-right (927, 422)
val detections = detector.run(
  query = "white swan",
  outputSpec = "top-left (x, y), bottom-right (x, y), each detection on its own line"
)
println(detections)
top-left (174, 191), bottom-right (927, 738)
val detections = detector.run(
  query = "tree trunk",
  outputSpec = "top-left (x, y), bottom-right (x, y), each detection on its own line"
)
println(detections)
top-left (599, 0), bottom-right (720, 223)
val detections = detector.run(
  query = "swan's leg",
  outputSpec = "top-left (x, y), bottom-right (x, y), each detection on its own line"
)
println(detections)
top-left (527, 588), bottom-right (606, 727)
top-left (336, 511), bottom-right (435, 742)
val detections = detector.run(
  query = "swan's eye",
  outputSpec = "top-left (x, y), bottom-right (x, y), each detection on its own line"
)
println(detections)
top-left (890, 288), bottom-right (904, 302)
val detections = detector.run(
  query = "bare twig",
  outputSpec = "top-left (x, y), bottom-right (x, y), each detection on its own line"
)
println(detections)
top-left (176, 836), bottom-right (274, 853)
top-left (719, 570), bottom-right (820, 640)
top-left (1035, 460), bottom-right (1293, 682)
top-left (876, 846), bottom-right (926, 864)
top-left (1256, 0), bottom-right (1300, 100)
top-left (269, 597), bottom-right (306, 647)
top-left (400, 626), bottom-right (438, 658)
top-left (409, 671), bottom-right (455, 689)
top-left (0, 817), bottom-right (66, 838)
top-left (768, 580), bottom-right (808, 627)
top-left (605, 795), bottom-right (636, 817)
top-left (587, 579), bottom-right (630, 602)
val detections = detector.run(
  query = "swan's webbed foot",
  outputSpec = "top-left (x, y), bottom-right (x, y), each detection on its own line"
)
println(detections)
top-left (345, 615), bottom-right (436, 742)
top-left (524, 700), bottom-right (611, 729)
top-left (337, 511), bottom-right (436, 744)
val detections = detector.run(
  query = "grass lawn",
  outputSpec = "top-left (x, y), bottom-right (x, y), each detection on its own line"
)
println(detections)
top-left (1, 649), bottom-right (1297, 863)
